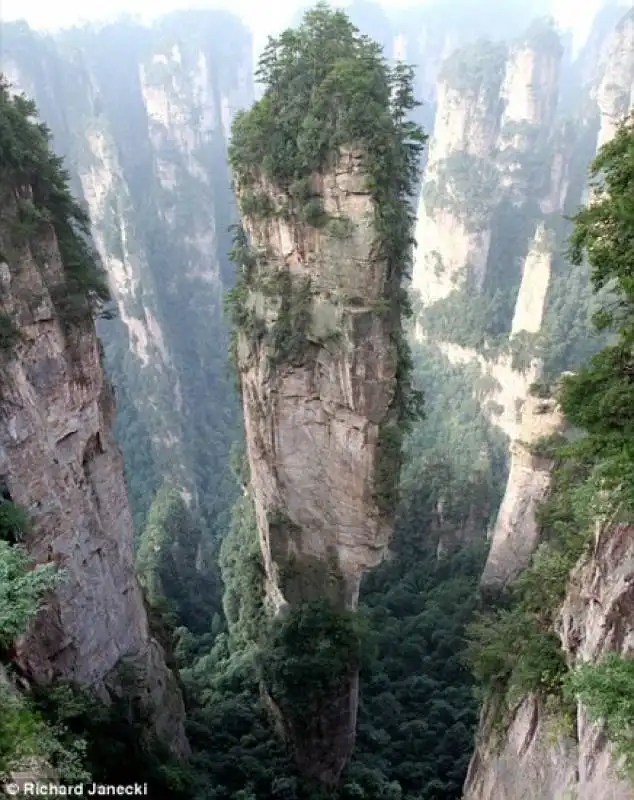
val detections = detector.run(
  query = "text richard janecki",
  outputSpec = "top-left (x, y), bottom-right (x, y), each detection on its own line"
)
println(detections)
top-left (4, 783), bottom-right (149, 796)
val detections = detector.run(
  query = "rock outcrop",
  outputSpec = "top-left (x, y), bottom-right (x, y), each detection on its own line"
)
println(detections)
top-left (464, 520), bottom-right (634, 800)
top-left (594, 9), bottom-right (634, 151)
top-left (237, 149), bottom-right (398, 612)
top-left (412, 26), bottom-right (562, 311)
top-left (234, 146), bottom-right (400, 784)
top-left (0, 12), bottom-right (253, 527)
top-left (411, 40), bottom-right (506, 304)
top-left (0, 176), bottom-right (188, 754)
top-left (479, 391), bottom-right (564, 589)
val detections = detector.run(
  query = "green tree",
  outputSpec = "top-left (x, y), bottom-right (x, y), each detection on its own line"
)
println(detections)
top-left (559, 116), bottom-right (634, 505)
top-left (0, 541), bottom-right (61, 647)
top-left (136, 486), bottom-right (222, 634)
top-left (0, 79), bottom-right (110, 327)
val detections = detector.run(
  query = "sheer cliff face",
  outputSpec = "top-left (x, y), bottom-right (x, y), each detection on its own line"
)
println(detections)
top-left (237, 149), bottom-right (397, 613)
top-left (234, 148), bottom-right (398, 784)
top-left (412, 35), bottom-right (562, 457)
top-left (463, 12), bottom-right (634, 797)
top-left (412, 55), bottom-right (503, 305)
top-left (413, 36), bottom-right (561, 308)
top-left (480, 392), bottom-right (564, 589)
top-left (1, 14), bottom-right (253, 527)
top-left (0, 190), bottom-right (188, 756)
top-left (465, 523), bottom-right (634, 800)
top-left (594, 9), bottom-right (634, 150)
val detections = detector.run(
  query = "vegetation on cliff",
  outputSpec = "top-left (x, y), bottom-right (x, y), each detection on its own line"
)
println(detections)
top-left (438, 39), bottom-right (507, 96)
top-left (467, 117), bottom-right (634, 748)
top-left (228, 3), bottom-right (425, 526)
top-left (1, 17), bottom-right (245, 540)
top-left (0, 502), bottom-right (88, 784)
top-left (6, 5), bottom-right (626, 799)
top-left (225, 7), bottom-right (430, 787)
top-left (0, 80), bottom-right (110, 345)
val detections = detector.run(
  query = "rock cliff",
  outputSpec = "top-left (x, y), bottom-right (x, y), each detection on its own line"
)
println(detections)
top-left (462, 10), bottom-right (634, 797)
top-left (594, 9), bottom-right (634, 150)
top-left (412, 39), bottom-right (506, 304)
top-left (0, 91), bottom-right (188, 755)
top-left (0, 12), bottom-right (253, 531)
top-left (232, 148), bottom-right (401, 785)
top-left (235, 149), bottom-right (398, 616)
top-left (479, 390), bottom-right (565, 589)
top-left (464, 520), bottom-right (634, 800)
top-left (413, 25), bottom-right (562, 311)
top-left (228, 13), bottom-right (420, 778)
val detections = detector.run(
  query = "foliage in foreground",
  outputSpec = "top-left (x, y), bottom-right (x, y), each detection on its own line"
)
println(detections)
top-left (566, 654), bottom-right (634, 777)
top-left (467, 117), bottom-right (634, 744)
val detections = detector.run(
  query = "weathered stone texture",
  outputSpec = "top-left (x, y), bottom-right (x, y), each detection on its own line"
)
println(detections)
top-left (464, 523), bottom-right (634, 800)
top-left (238, 147), bottom-right (398, 614)
top-left (236, 147), bottom-right (399, 783)
top-left (480, 392), bottom-right (565, 590)
top-left (0, 193), bottom-right (188, 757)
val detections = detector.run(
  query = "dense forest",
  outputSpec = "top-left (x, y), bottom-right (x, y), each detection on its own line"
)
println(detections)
top-left (1, 3), bottom-right (634, 800)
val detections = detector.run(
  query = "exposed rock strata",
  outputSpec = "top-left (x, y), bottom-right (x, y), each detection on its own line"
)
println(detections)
top-left (464, 522), bottom-right (634, 800)
top-left (235, 147), bottom-right (399, 783)
top-left (0, 189), bottom-right (188, 756)
top-left (480, 392), bottom-right (565, 589)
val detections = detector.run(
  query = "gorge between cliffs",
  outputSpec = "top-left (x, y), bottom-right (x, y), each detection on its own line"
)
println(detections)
top-left (1, 1), bottom-right (634, 799)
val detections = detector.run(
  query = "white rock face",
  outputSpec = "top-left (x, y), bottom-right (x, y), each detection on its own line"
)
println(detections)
top-left (78, 126), bottom-right (168, 365)
top-left (480, 393), bottom-right (564, 589)
top-left (540, 127), bottom-right (573, 215)
top-left (471, 226), bottom-right (556, 588)
top-left (413, 38), bottom-right (561, 314)
top-left (0, 191), bottom-right (188, 756)
top-left (411, 37), bottom-right (564, 462)
top-left (420, 220), bottom-right (554, 445)
top-left (497, 42), bottom-right (561, 193)
top-left (429, 83), bottom-right (503, 166)
top-left (412, 210), bottom-right (492, 305)
top-left (500, 44), bottom-right (560, 131)
top-left (594, 10), bottom-right (634, 151)
top-left (510, 224), bottom-right (553, 336)
top-left (139, 47), bottom-right (222, 282)
top-left (412, 71), bottom-right (505, 300)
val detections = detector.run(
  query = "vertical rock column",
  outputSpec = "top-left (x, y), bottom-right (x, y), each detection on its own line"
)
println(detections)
top-left (233, 147), bottom-right (400, 786)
